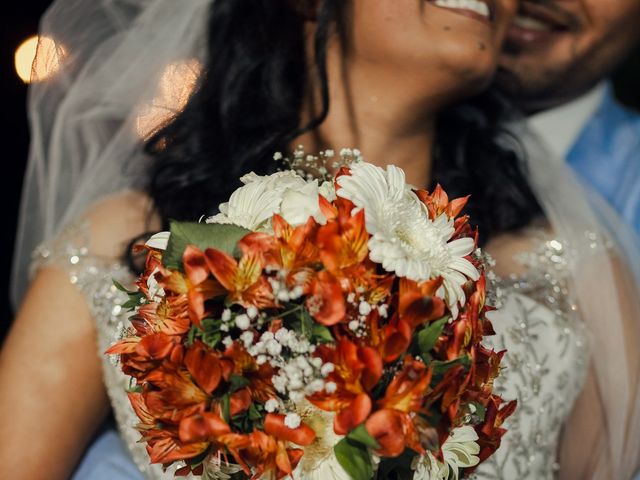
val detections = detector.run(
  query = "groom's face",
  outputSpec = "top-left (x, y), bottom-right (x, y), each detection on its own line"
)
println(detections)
top-left (498, 0), bottom-right (640, 112)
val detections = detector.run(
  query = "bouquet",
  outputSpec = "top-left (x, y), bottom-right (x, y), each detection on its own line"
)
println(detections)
top-left (107, 149), bottom-right (516, 480)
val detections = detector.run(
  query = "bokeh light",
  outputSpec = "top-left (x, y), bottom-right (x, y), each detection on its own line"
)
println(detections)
top-left (14, 35), bottom-right (65, 84)
top-left (136, 59), bottom-right (203, 140)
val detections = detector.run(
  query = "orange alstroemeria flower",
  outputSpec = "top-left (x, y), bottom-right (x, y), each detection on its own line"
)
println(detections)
top-left (474, 396), bottom-right (517, 464)
top-left (204, 246), bottom-right (274, 309)
top-left (306, 270), bottom-right (346, 326)
top-left (128, 392), bottom-right (210, 464)
top-left (143, 366), bottom-right (209, 422)
top-left (379, 357), bottom-right (433, 414)
top-left (415, 184), bottom-right (469, 221)
top-left (135, 245), bottom-right (164, 298)
top-left (366, 407), bottom-right (427, 458)
top-left (179, 411), bottom-right (231, 443)
top-left (317, 200), bottom-right (369, 272)
top-left (253, 215), bottom-right (322, 298)
top-left (223, 342), bottom-right (277, 403)
top-left (270, 215), bottom-right (320, 273)
top-left (134, 298), bottom-right (192, 336)
top-left (106, 332), bottom-right (184, 379)
top-left (472, 345), bottom-right (506, 399)
top-left (365, 278), bottom-right (444, 364)
top-left (184, 341), bottom-right (233, 395)
top-left (220, 426), bottom-right (309, 480)
top-left (365, 357), bottom-right (433, 456)
top-left (415, 185), bottom-right (477, 241)
top-left (367, 310), bottom-right (412, 364)
top-left (398, 277), bottom-right (446, 329)
top-left (142, 245), bottom-right (228, 328)
top-left (309, 338), bottom-right (382, 434)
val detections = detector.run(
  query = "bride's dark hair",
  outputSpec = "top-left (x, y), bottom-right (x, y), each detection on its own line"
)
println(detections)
top-left (146, 0), bottom-right (540, 244)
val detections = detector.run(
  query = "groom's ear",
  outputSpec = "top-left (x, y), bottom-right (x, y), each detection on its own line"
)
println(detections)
top-left (287, 0), bottom-right (321, 20)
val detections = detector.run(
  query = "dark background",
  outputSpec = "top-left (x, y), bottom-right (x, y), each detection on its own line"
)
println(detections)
top-left (2, 2), bottom-right (640, 341)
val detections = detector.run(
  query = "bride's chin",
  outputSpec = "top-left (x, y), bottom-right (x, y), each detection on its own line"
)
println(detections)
top-left (437, 48), bottom-right (500, 94)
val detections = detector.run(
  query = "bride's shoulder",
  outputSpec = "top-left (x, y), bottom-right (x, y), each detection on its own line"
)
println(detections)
top-left (32, 190), bottom-right (160, 278)
top-left (80, 190), bottom-right (161, 260)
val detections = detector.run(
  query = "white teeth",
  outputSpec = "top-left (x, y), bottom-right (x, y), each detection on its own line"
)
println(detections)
top-left (512, 14), bottom-right (552, 32)
top-left (433, 0), bottom-right (490, 18)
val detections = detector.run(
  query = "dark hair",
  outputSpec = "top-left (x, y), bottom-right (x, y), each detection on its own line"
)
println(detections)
top-left (146, 0), bottom-right (541, 245)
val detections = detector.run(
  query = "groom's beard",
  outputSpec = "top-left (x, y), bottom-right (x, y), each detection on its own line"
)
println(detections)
top-left (497, 0), bottom-right (593, 112)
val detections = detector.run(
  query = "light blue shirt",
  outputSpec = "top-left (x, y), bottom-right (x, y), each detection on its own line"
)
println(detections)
top-left (567, 85), bottom-right (640, 234)
top-left (72, 428), bottom-right (142, 480)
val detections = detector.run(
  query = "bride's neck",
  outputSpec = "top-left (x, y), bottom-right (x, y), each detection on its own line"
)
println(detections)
top-left (293, 41), bottom-right (439, 188)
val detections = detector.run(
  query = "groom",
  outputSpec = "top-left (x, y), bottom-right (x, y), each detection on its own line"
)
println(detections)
top-left (499, 0), bottom-right (640, 233)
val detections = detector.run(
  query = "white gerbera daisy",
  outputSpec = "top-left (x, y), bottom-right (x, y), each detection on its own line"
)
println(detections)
top-left (336, 162), bottom-right (479, 317)
top-left (412, 426), bottom-right (480, 480)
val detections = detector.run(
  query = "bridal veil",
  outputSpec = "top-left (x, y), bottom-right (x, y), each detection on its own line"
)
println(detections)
top-left (11, 0), bottom-right (640, 478)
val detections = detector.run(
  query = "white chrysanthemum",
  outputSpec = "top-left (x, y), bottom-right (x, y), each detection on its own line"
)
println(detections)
top-left (202, 455), bottom-right (243, 480)
top-left (412, 426), bottom-right (481, 480)
top-left (288, 402), bottom-right (352, 480)
top-left (319, 180), bottom-right (337, 202)
top-left (336, 162), bottom-right (479, 317)
top-left (146, 267), bottom-right (165, 301)
top-left (412, 451), bottom-right (445, 480)
top-left (145, 231), bottom-right (171, 250)
top-left (207, 170), bottom-right (326, 231)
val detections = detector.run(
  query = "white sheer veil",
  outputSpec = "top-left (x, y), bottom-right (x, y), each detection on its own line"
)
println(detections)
top-left (11, 0), bottom-right (211, 309)
top-left (11, 0), bottom-right (640, 478)
top-left (510, 125), bottom-right (640, 479)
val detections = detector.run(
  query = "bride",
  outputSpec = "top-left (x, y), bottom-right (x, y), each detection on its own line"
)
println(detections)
top-left (2, 0), bottom-right (639, 479)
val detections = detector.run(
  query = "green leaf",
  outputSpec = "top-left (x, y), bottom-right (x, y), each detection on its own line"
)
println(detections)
top-left (334, 438), bottom-right (373, 480)
top-left (221, 394), bottom-right (231, 423)
top-left (248, 403), bottom-right (263, 422)
top-left (229, 374), bottom-right (250, 393)
top-left (311, 324), bottom-right (334, 344)
top-left (113, 279), bottom-right (135, 294)
top-left (470, 401), bottom-right (486, 424)
top-left (122, 299), bottom-right (139, 310)
top-left (347, 424), bottom-right (380, 449)
top-left (376, 449), bottom-right (416, 479)
top-left (186, 325), bottom-right (198, 346)
top-left (418, 316), bottom-right (449, 355)
top-left (202, 331), bottom-right (221, 349)
top-left (163, 221), bottom-right (251, 270)
top-left (300, 309), bottom-right (314, 337)
top-left (430, 356), bottom-right (471, 379)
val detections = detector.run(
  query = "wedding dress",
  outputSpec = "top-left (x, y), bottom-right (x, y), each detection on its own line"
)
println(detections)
top-left (31, 219), bottom-right (590, 480)
top-left (13, 0), bottom-right (640, 478)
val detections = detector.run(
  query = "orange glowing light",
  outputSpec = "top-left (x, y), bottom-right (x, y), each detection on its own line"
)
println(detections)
top-left (136, 59), bottom-right (203, 139)
top-left (14, 35), bottom-right (65, 84)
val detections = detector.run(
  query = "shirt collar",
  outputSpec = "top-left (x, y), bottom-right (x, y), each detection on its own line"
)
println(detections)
top-left (527, 82), bottom-right (607, 159)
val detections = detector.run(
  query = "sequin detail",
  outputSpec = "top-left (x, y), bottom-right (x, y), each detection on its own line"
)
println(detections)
top-left (31, 221), bottom-right (189, 479)
top-left (472, 232), bottom-right (590, 480)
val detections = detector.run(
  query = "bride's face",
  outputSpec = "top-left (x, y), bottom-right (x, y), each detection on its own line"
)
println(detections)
top-left (345, 0), bottom-right (518, 100)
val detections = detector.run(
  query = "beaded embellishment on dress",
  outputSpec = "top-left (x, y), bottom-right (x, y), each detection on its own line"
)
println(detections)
top-left (472, 233), bottom-right (590, 480)
top-left (31, 221), bottom-right (186, 479)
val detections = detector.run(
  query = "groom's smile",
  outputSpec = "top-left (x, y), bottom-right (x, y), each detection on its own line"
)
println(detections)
top-left (498, 0), bottom-right (640, 112)
top-left (506, 0), bottom-right (580, 48)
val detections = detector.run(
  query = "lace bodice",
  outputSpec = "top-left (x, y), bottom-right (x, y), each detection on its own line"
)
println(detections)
top-left (472, 236), bottom-right (590, 479)
top-left (32, 222), bottom-right (590, 480)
